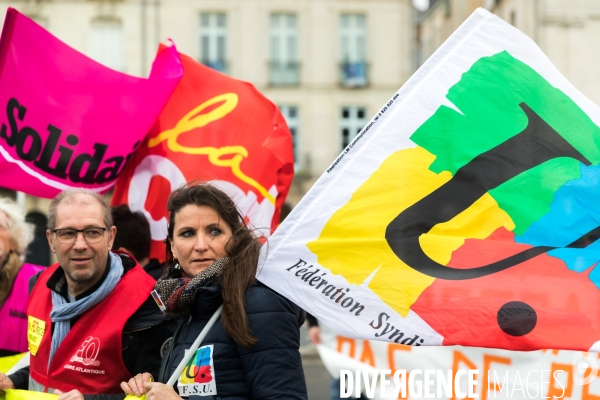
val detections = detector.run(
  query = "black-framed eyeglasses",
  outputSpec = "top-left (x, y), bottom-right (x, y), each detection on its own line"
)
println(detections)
top-left (52, 227), bottom-right (107, 244)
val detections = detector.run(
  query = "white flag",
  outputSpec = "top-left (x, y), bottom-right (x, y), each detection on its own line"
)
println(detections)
top-left (258, 8), bottom-right (600, 352)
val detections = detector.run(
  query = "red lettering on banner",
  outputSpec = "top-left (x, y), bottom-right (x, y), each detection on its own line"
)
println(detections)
top-left (359, 341), bottom-right (376, 367)
top-left (548, 363), bottom-right (573, 399)
top-left (582, 367), bottom-right (600, 400)
top-left (451, 350), bottom-right (478, 400)
top-left (336, 336), bottom-right (356, 359)
top-left (541, 349), bottom-right (561, 355)
top-left (481, 354), bottom-right (511, 400)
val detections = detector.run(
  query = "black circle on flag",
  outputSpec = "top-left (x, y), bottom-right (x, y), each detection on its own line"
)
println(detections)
top-left (497, 301), bottom-right (537, 336)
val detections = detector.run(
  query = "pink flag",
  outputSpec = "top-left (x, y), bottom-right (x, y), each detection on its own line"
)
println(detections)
top-left (0, 8), bottom-right (183, 197)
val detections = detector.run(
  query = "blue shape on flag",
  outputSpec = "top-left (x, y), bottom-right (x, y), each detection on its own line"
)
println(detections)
top-left (515, 163), bottom-right (600, 288)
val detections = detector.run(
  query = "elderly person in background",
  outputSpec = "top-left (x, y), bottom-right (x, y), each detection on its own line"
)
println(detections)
top-left (0, 198), bottom-right (44, 357)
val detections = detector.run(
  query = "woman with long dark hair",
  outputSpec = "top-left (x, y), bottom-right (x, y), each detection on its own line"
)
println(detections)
top-left (121, 183), bottom-right (307, 399)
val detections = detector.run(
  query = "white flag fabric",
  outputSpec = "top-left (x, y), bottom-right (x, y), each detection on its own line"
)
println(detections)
top-left (257, 8), bottom-right (600, 352)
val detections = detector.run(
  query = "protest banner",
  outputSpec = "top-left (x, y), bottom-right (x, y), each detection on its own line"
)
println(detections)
top-left (0, 8), bottom-right (183, 197)
top-left (0, 390), bottom-right (57, 400)
top-left (112, 49), bottom-right (294, 261)
top-left (257, 7), bottom-right (600, 352)
top-left (318, 323), bottom-right (600, 399)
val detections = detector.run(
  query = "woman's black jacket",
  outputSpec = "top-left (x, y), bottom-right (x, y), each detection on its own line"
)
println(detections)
top-left (159, 279), bottom-right (308, 400)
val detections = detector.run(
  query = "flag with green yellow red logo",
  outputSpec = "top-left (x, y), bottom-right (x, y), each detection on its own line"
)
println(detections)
top-left (257, 8), bottom-right (600, 352)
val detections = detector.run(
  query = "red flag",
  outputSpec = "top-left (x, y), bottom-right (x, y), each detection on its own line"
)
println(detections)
top-left (112, 48), bottom-right (294, 262)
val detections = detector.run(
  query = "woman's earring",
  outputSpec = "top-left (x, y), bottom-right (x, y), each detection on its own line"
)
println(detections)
top-left (174, 261), bottom-right (180, 270)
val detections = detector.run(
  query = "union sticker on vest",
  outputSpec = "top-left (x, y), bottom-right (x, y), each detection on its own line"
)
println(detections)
top-left (178, 344), bottom-right (216, 397)
top-left (27, 316), bottom-right (45, 356)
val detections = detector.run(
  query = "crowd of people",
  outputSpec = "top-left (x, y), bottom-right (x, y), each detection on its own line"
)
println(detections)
top-left (0, 184), bottom-right (308, 399)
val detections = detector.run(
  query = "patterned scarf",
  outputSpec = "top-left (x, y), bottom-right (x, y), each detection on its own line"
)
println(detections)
top-left (154, 257), bottom-right (228, 318)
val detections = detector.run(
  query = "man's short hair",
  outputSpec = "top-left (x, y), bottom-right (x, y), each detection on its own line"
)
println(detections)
top-left (47, 189), bottom-right (112, 231)
top-left (111, 204), bottom-right (151, 263)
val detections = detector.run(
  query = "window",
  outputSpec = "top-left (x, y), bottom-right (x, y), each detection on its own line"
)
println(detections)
top-left (279, 105), bottom-right (300, 168)
top-left (200, 12), bottom-right (227, 73)
top-left (89, 18), bottom-right (124, 72)
top-left (340, 106), bottom-right (366, 150)
top-left (340, 14), bottom-right (367, 87)
top-left (269, 13), bottom-right (299, 85)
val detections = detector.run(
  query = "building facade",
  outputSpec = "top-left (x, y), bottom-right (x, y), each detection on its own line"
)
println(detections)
top-left (0, 0), bottom-right (414, 206)
top-left (3, 0), bottom-right (600, 206)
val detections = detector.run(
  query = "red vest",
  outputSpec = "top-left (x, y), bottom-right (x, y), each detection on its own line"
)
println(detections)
top-left (27, 258), bottom-right (155, 394)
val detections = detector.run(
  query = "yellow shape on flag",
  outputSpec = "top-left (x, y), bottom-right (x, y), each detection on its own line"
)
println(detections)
top-left (148, 93), bottom-right (238, 150)
top-left (147, 93), bottom-right (275, 204)
top-left (307, 146), bottom-right (514, 317)
top-left (0, 353), bottom-right (26, 374)
top-left (420, 193), bottom-right (515, 265)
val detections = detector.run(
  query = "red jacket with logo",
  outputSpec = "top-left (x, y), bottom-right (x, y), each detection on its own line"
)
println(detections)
top-left (27, 260), bottom-right (155, 394)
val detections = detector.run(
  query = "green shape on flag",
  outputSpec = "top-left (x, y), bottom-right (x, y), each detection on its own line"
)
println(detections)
top-left (411, 51), bottom-right (600, 235)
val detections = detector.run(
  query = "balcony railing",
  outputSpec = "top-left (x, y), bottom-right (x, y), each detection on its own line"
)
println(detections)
top-left (339, 61), bottom-right (369, 88)
top-left (269, 61), bottom-right (300, 86)
top-left (201, 58), bottom-right (228, 74)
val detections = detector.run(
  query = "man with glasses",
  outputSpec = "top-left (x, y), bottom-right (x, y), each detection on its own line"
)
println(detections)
top-left (0, 189), bottom-right (174, 400)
